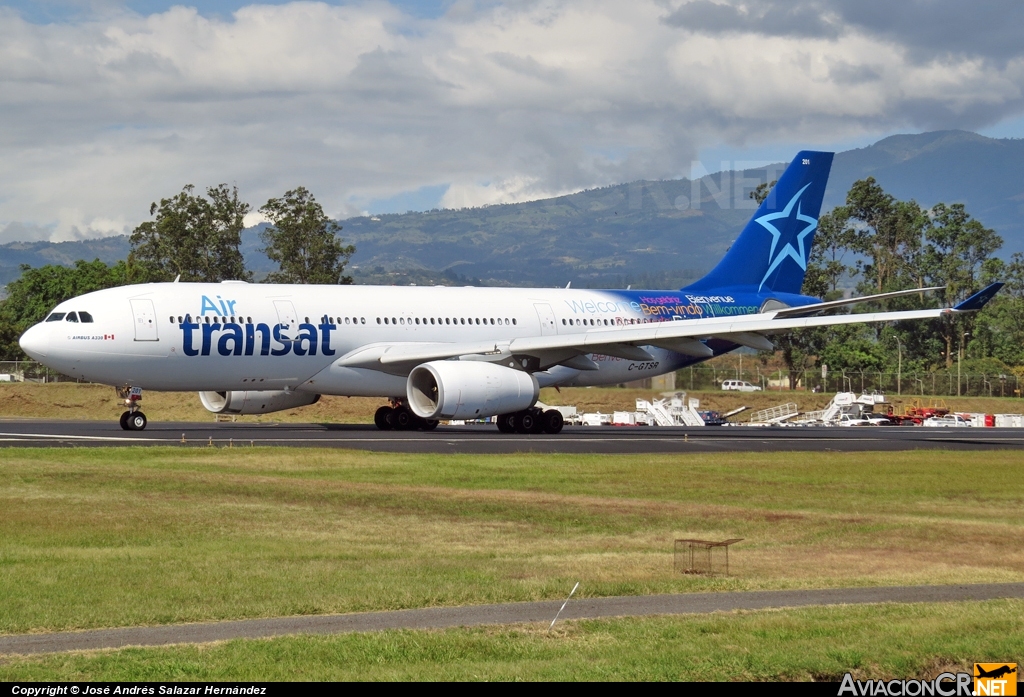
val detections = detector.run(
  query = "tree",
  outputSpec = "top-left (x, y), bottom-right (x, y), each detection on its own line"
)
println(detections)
top-left (0, 260), bottom-right (128, 359)
top-left (845, 177), bottom-right (927, 295)
top-left (971, 253), bottom-right (1024, 367)
top-left (922, 202), bottom-right (1003, 368)
top-left (129, 184), bottom-right (251, 283)
top-left (259, 187), bottom-right (355, 284)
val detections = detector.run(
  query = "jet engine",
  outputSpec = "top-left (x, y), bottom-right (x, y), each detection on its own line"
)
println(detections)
top-left (406, 361), bottom-right (539, 420)
top-left (199, 390), bottom-right (320, 415)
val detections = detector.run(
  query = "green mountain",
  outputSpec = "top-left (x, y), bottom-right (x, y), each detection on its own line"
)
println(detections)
top-left (2, 130), bottom-right (1022, 289)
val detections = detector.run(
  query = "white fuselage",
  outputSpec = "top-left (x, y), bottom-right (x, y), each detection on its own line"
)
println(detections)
top-left (20, 281), bottom-right (695, 396)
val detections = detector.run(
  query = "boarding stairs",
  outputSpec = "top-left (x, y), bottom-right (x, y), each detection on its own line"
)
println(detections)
top-left (749, 402), bottom-right (799, 424)
top-left (635, 397), bottom-right (706, 427)
top-left (801, 392), bottom-right (886, 425)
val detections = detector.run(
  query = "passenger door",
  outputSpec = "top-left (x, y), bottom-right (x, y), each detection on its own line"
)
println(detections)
top-left (534, 303), bottom-right (557, 336)
top-left (130, 299), bottom-right (159, 341)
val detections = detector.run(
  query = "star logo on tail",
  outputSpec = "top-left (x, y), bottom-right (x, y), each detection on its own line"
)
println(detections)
top-left (756, 182), bottom-right (818, 291)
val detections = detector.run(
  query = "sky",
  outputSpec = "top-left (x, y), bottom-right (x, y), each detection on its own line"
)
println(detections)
top-left (2, 0), bottom-right (1023, 243)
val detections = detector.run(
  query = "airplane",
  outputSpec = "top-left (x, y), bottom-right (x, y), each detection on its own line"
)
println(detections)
top-left (975, 665), bottom-right (1016, 680)
top-left (18, 151), bottom-right (1002, 434)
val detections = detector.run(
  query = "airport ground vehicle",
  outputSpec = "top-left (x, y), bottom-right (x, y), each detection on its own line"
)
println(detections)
top-left (721, 380), bottom-right (762, 392)
top-left (922, 414), bottom-right (972, 427)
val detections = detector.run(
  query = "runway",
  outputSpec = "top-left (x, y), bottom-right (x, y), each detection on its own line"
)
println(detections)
top-left (1, 582), bottom-right (1021, 656)
top-left (0, 419), bottom-right (1022, 452)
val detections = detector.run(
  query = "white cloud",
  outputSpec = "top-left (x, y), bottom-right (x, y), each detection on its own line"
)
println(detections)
top-left (0, 0), bottom-right (1023, 241)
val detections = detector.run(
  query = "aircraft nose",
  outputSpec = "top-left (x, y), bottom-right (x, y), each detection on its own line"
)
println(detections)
top-left (19, 324), bottom-right (49, 359)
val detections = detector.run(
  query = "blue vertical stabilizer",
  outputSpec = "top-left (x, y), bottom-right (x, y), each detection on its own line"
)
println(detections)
top-left (682, 151), bottom-right (834, 295)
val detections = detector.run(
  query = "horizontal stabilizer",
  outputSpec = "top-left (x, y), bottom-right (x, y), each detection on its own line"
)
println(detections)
top-left (953, 283), bottom-right (1004, 311)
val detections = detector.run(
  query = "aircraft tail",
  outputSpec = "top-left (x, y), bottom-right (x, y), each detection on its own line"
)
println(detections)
top-left (682, 151), bottom-right (834, 295)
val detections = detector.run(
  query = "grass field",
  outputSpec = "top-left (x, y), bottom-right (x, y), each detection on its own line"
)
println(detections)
top-left (2, 446), bottom-right (1022, 679)
top-left (1, 382), bottom-right (1020, 423)
top-left (2, 448), bottom-right (1023, 631)
top-left (3, 601), bottom-right (1023, 680)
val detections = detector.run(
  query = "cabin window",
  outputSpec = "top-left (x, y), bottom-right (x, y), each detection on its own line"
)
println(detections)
top-left (169, 316), bottom-right (174, 323)
top-left (512, 318), bottom-right (517, 325)
top-left (360, 318), bottom-right (365, 324)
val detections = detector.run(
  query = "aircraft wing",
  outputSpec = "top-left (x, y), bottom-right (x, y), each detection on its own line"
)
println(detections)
top-left (336, 283), bottom-right (1003, 376)
top-left (770, 286), bottom-right (945, 318)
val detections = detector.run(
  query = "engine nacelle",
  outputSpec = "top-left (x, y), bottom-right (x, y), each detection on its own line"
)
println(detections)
top-left (407, 361), bottom-right (539, 420)
top-left (199, 390), bottom-right (320, 415)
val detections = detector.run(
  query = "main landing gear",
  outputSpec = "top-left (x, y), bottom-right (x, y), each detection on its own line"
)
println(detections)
top-left (496, 408), bottom-right (564, 435)
top-left (116, 385), bottom-right (147, 431)
top-left (374, 401), bottom-right (439, 431)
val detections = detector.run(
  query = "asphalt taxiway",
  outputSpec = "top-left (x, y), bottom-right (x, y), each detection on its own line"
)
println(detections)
top-left (1, 419), bottom-right (1022, 452)
top-left (1, 582), bottom-right (1022, 656)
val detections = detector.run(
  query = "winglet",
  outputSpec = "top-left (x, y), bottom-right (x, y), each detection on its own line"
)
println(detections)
top-left (953, 282), bottom-right (1004, 312)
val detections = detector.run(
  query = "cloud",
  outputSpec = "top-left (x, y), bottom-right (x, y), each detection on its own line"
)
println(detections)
top-left (0, 0), bottom-right (1023, 242)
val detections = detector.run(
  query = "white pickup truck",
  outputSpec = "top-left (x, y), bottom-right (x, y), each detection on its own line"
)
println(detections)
top-left (922, 414), bottom-right (972, 427)
top-left (721, 380), bottom-right (762, 392)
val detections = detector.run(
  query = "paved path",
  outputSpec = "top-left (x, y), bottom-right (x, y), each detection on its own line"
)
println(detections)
top-left (1, 420), bottom-right (1022, 453)
top-left (3, 583), bottom-right (1022, 656)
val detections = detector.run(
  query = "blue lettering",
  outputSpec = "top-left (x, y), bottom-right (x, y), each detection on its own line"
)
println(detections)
top-left (217, 323), bottom-right (244, 356)
top-left (200, 296), bottom-right (220, 315)
top-left (201, 322), bottom-right (221, 355)
top-left (271, 324), bottom-right (291, 356)
top-left (179, 318), bottom-right (200, 356)
top-left (226, 299), bottom-right (237, 315)
top-left (318, 320), bottom-right (336, 356)
top-left (293, 323), bottom-right (318, 356)
top-left (216, 296), bottom-right (228, 315)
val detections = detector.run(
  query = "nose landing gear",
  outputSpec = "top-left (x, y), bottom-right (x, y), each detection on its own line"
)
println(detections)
top-left (116, 385), bottom-right (147, 431)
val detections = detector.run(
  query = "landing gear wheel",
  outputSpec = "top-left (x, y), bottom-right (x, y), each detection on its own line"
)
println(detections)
top-left (374, 406), bottom-right (394, 430)
top-left (542, 409), bottom-right (564, 434)
top-left (127, 411), bottom-right (147, 431)
top-left (394, 408), bottom-right (413, 430)
top-left (119, 411), bottom-right (131, 431)
top-left (515, 410), bottom-right (544, 434)
top-left (496, 414), bottom-right (516, 433)
top-left (421, 419), bottom-right (439, 431)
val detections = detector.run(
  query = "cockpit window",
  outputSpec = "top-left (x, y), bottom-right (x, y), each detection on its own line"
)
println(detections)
top-left (45, 313), bottom-right (66, 322)
top-left (65, 312), bottom-right (79, 322)
top-left (79, 311), bottom-right (94, 323)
